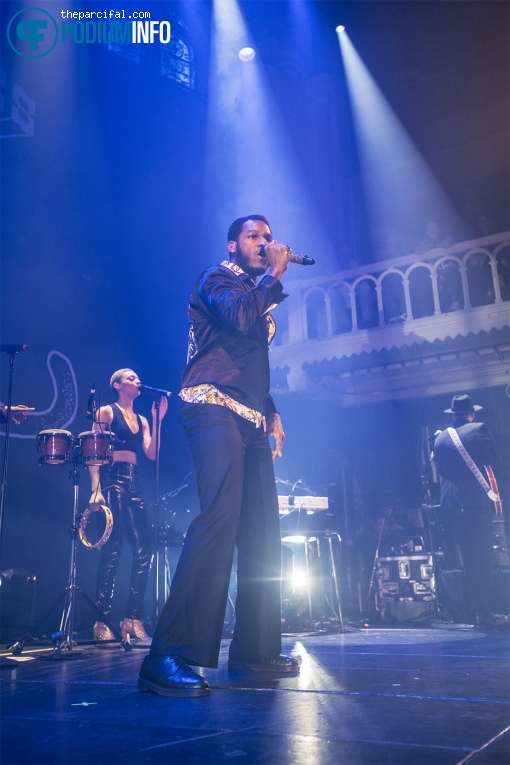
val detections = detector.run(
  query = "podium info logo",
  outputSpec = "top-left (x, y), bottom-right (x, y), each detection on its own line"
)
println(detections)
top-left (7, 7), bottom-right (171, 57)
top-left (7, 7), bottom-right (58, 58)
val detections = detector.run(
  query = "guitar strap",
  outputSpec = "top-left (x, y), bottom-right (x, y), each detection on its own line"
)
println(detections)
top-left (446, 427), bottom-right (499, 502)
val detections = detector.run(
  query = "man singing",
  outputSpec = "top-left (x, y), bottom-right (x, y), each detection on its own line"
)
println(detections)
top-left (139, 215), bottom-right (299, 696)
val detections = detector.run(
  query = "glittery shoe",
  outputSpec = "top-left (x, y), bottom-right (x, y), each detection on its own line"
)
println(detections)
top-left (93, 621), bottom-right (118, 647)
top-left (120, 618), bottom-right (152, 646)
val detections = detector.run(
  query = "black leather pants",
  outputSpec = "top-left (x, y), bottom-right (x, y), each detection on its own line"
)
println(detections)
top-left (95, 462), bottom-right (152, 620)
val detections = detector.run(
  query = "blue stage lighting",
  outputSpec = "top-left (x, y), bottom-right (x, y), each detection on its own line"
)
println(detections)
top-left (238, 46), bottom-right (255, 61)
top-left (206, 0), bottom-right (334, 269)
top-left (337, 28), bottom-right (465, 251)
top-left (336, 25), bottom-right (345, 33)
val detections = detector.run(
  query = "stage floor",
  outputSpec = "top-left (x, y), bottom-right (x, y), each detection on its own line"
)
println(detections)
top-left (1, 625), bottom-right (509, 765)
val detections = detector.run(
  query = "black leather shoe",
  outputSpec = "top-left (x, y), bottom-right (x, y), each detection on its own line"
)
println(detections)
top-left (228, 654), bottom-right (300, 674)
top-left (138, 655), bottom-right (210, 697)
top-left (477, 613), bottom-right (510, 630)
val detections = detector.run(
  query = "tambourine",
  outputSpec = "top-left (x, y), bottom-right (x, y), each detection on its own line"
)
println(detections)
top-left (79, 505), bottom-right (114, 549)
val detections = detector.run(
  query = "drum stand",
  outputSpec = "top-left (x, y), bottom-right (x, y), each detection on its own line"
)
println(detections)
top-left (8, 449), bottom-right (131, 658)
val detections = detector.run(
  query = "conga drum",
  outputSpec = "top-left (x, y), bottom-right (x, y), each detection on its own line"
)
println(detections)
top-left (77, 431), bottom-right (115, 466)
top-left (36, 430), bottom-right (74, 465)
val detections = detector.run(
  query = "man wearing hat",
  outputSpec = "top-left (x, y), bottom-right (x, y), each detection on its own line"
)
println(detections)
top-left (433, 394), bottom-right (505, 627)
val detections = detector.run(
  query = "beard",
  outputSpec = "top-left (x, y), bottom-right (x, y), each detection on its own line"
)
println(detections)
top-left (234, 245), bottom-right (268, 278)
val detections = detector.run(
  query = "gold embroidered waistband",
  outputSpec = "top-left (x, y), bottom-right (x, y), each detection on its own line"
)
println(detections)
top-left (179, 384), bottom-right (265, 428)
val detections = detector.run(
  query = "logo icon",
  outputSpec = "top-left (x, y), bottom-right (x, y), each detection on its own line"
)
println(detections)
top-left (7, 7), bottom-right (58, 58)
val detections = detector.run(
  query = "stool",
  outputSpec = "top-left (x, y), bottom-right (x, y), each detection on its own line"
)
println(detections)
top-left (282, 531), bottom-right (344, 631)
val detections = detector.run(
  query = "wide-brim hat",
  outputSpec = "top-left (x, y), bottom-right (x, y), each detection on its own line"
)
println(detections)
top-left (444, 394), bottom-right (482, 414)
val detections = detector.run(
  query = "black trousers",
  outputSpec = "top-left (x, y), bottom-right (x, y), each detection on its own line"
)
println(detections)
top-left (95, 462), bottom-right (152, 621)
top-left (150, 403), bottom-right (283, 668)
top-left (443, 504), bottom-right (494, 620)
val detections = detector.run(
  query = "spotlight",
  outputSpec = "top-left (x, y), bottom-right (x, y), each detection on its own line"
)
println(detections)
top-left (292, 569), bottom-right (309, 592)
top-left (238, 46), bottom-right (255, 62)
top-left (336, 25), bottom-right (346, 33)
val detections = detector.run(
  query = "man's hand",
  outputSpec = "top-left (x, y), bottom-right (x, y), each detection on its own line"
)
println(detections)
top-left (1, 404), bottom-right (33, 425)
top-left (267, 412), bottom-right (285, 461)
top-left (265, 240), bottom-right (290, 281)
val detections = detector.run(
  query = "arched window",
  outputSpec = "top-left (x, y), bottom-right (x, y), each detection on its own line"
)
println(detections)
top-left (466, 253), bottom-right (495, 307)
top-left (381, 272), bottom-right (406, 323)
top-left (306, 290), bottom-right (328, 340)
top-left (496, 247), bottom-right (510, 301)
top-left (160, 21), bottom-right (195, 90)
top-left (355, 279), bottom-right (378, 329)
top-left (329, 284), bottom-right (352, 334)
top-left (437, 259), bottom-right (464, 313)
top-left (408, 266), bottom-right (434, 319)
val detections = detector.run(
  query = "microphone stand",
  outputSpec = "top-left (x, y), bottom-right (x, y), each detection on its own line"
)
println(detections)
top-left (0, 349), bottom-right (24, 667)
top-left (0, 349), bottom-right (23, 557)
top-left (151, 397), bottom-right (163, 624)
top-left (90, 399), bottom-right (97, 427)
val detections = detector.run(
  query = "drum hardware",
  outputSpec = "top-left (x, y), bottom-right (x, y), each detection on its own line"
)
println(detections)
top-left (37, 429), bottom-right (116, 549)
top-left (7, 430), bottom-right (129, 658)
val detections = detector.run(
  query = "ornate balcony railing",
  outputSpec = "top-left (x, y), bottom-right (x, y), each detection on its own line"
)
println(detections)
top-left (270, 232), bottom-right (510, 398)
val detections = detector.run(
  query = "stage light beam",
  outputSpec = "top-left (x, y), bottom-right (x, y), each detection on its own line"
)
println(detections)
top-left (204, 0), bottom-right (333, 269)
top-left (336, 28), bottom-right (466, 247)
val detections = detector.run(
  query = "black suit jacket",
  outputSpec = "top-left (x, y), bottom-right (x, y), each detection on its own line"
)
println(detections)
top-left (181, 263), bottom-right (286, 417)
top-left (433, 419), bottom-right (500, 511)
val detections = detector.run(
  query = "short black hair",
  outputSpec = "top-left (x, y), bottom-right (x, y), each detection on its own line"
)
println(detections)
top-left (110, 368), bottom-right (134, 390)
top-left (227, 215), bottom-right (271, 243)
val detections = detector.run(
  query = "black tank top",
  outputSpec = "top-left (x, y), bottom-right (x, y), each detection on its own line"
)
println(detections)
top-left (111, 403), bottom-right (144, 456)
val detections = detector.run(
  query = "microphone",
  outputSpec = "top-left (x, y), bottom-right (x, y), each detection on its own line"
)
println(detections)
top-left (139, 384), bottom-right (172, 398)
top-left (1, 344), bottom-right (28, 354)
top-left (287, 250), bottom-right (315, 266)
top-left (86, 383), bottom-right (96, 419)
